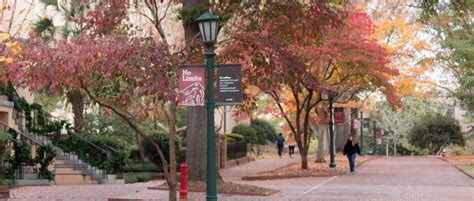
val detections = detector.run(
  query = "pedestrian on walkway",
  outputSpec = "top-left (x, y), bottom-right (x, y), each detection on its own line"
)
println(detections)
top-left (276, 133), bottom-right (285, 158)
top-left (287, 133), bottom-right (296, 158)
top-left (343, 135), bottom-right (361, 175)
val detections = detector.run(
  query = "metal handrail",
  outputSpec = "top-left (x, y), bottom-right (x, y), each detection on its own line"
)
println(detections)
top-left (0, 121), bottom-right (44, 146)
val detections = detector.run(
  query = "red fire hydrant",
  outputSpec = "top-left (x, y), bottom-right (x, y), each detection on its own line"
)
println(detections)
top-left (179, 162), bottom-right (188, 200)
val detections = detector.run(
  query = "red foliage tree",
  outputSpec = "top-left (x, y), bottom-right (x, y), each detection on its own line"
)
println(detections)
top-left (221, 2), bottom-right (400, 169)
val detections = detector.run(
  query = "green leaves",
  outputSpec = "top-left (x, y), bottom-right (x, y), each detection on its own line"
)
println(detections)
top-left (409, 112), bottom-right (465, 155)
top-left (34, 17), bottom-right (55, 40)
top-left (40, 0), bottom-right (58, 7)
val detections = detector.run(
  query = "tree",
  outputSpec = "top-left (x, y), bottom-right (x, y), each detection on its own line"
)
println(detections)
top-left (32, 0), bottom-right (128, 134)
top-left (180, 0), bottom-right (208, 182)
top-left (409, 112), bottom-right (465, 155)
top-left (371, 97), bottom-right (428, 155)
top-left (222, 2), bottom-right (400, 169)
top-left (419, 0), bottom-right (473, 111)
top-left (232, 124), bottom-right (257, 144)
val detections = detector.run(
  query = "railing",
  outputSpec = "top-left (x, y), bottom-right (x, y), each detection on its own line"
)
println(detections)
top-left (227, 141), bottom-right (248, 161)
top-left (30, 112), bottom-right (122, 180)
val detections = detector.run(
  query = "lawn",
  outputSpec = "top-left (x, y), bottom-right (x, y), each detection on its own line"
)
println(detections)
top-left (442, 155), bottom-right (474, 178)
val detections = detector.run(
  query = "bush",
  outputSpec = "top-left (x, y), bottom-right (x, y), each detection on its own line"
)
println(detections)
top-left (409, 112), bottom-right (465, 155)
top-left (450, 145), bottom-right (465, 156)
top-left (123, 161), bottom-right (163, 173)
top-left (232, 124), bottom-right (257, 144)
top-left (141, 132), bottom-right (185, 168)
top-left (251, 119), bottom-right (277, 143)
top-left (225, 133), bottom-right (244, 143)
top-left (106, 150), bottom-right (129, 174)
top-left (123, 172), bottom-right (153, 183)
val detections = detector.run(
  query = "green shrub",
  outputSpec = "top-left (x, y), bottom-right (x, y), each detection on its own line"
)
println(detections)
top-left (251, 119), bottom-right (277, 143)
top-left (450, 145), bottom-right (465, 156)
top-left (141, 132), bottom-right (185, 168)
top-left (232, 124), bottom-right (257, 144)
top-left (123, 172), bottom-right (154, 183)
top-left (123, 161), bottom-right (162, 173)
top-left (106, 150), bottom-right (129, 174)
top-left (225, 133), bottom-right (244, 143)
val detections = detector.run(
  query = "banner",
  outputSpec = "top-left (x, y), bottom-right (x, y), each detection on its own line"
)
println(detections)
top-left (179, 65), bottom-right (205, 106)
top-left (352, 118), bottom-right (361, 129)
top-left (334, 108), bottom-right (345, 124)
top-left (216, 64), bottom-right (242, 105)
top-left (376, 129), bottom-right (383, 144)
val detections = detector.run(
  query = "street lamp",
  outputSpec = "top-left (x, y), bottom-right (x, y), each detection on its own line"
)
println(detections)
top-left (197, 10), bottom-right (219, 201)
top-left (323, 92), bottom-right (336, 168)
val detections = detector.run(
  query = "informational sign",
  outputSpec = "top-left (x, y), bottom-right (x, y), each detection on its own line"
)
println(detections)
top-left (178, 65), bottom-right (205, 106)
top-left (216, 64), bottom-right (242, 105)
top-left (352, 118), bottom-right (361, 129)
top-left (334, 108), bottom-right (345, 124)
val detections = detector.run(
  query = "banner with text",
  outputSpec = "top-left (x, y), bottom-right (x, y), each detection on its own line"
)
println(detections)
top-left (217, 64), bottom-right (242, 105)
top-left (179, 65), bottom-right (205, 106)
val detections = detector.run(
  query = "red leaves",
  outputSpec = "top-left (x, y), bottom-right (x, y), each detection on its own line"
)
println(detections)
top-left (9, 34), bottom-right (174, 107)
top-left (221, 2), bottom-right (401, 108)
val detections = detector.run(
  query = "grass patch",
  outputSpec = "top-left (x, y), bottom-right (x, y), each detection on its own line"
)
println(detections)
top-left (459, 164), bottom-right (474, 177)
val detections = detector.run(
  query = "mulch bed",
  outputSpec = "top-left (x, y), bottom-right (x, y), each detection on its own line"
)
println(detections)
top-left (242, 154), bottom-right (373, 180)
top-left (149, 181), bottom-right (279, 196)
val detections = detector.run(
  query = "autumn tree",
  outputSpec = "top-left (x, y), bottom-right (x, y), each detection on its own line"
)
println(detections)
top-left (222, 2), bottom-right (400, 169)
top-left (419, 0), bottom-right (473, 112)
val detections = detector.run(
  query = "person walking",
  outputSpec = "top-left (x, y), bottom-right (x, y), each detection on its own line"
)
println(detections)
top-left (287, 133), bottom-right (296, 158)
top-left (343, 135), bottom-right (361, 175)
top-left (275, 133), bottom-right (285, 158)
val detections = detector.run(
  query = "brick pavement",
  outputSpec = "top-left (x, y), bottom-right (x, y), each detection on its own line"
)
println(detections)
top-left (293, 157), bottom-right (474, 201)
top-left (7, 156), bottom-right (474, 201)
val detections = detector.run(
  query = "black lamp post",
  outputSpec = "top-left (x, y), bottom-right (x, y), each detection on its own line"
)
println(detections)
top-left (196, 10), bottom-right (219, 201)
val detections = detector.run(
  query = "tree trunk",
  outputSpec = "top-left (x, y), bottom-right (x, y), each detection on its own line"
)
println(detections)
top-left (316, 125), bottom-right (327, 163)
top-left (135, 131), bottom-right (146, 161)
top-left (166, 103), bottom-right (178, 201)
top-left (183, 0), bottom-right (208, 182)
top-left (66, 90), bottom-right (84, 134)
top-left (300, 149), bottom-right (308, 169)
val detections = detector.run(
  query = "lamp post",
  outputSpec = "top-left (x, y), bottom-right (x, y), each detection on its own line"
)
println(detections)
top-left (328, 94), bottom-right (336, 168)
top-left (196, 10), bottom-right (219, 201)
top-left (373, 121), bottom-right (376, 155)
top-left (360, 111), bottom-right (364, 156)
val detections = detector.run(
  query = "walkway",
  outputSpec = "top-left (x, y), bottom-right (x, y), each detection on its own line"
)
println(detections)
top-left (295, 157), bottom-right (474, 201)
top-left (7, 156), bottom-right (474, 200)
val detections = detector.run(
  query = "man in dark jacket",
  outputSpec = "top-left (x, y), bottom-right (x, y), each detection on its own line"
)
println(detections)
top-left (343, 135), bottom-right (361, 175)
top-left (275, 133), bottom-right (285, 158)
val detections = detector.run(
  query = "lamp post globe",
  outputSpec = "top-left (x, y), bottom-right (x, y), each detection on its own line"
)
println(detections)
top-left (196, 9), bottom-right (219, 201)
top-left (197, 10), bottom-right (219, 45)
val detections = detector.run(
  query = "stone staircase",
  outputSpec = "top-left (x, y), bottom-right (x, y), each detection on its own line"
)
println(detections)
top-left (25, 132), bottom-right (124, 185)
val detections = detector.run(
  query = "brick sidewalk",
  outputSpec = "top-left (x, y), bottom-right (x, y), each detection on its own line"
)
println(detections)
top-left (8, 156), bottom-right (474, 200)
top-left (293, 157), bottom-right (474, 201)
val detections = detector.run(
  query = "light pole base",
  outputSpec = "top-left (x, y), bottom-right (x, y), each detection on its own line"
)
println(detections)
top-left (329, 163), bottom-right (336, 168)
top-left (206, 196), bottom-right (217, 201)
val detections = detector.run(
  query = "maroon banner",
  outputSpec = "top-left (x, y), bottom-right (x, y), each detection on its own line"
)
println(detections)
top-left (179, 65), bottom-right (205, 106)
top-left (334, 108), bottom-right (345, 124)
top-left (376, 129), bottom-right (382, 144)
